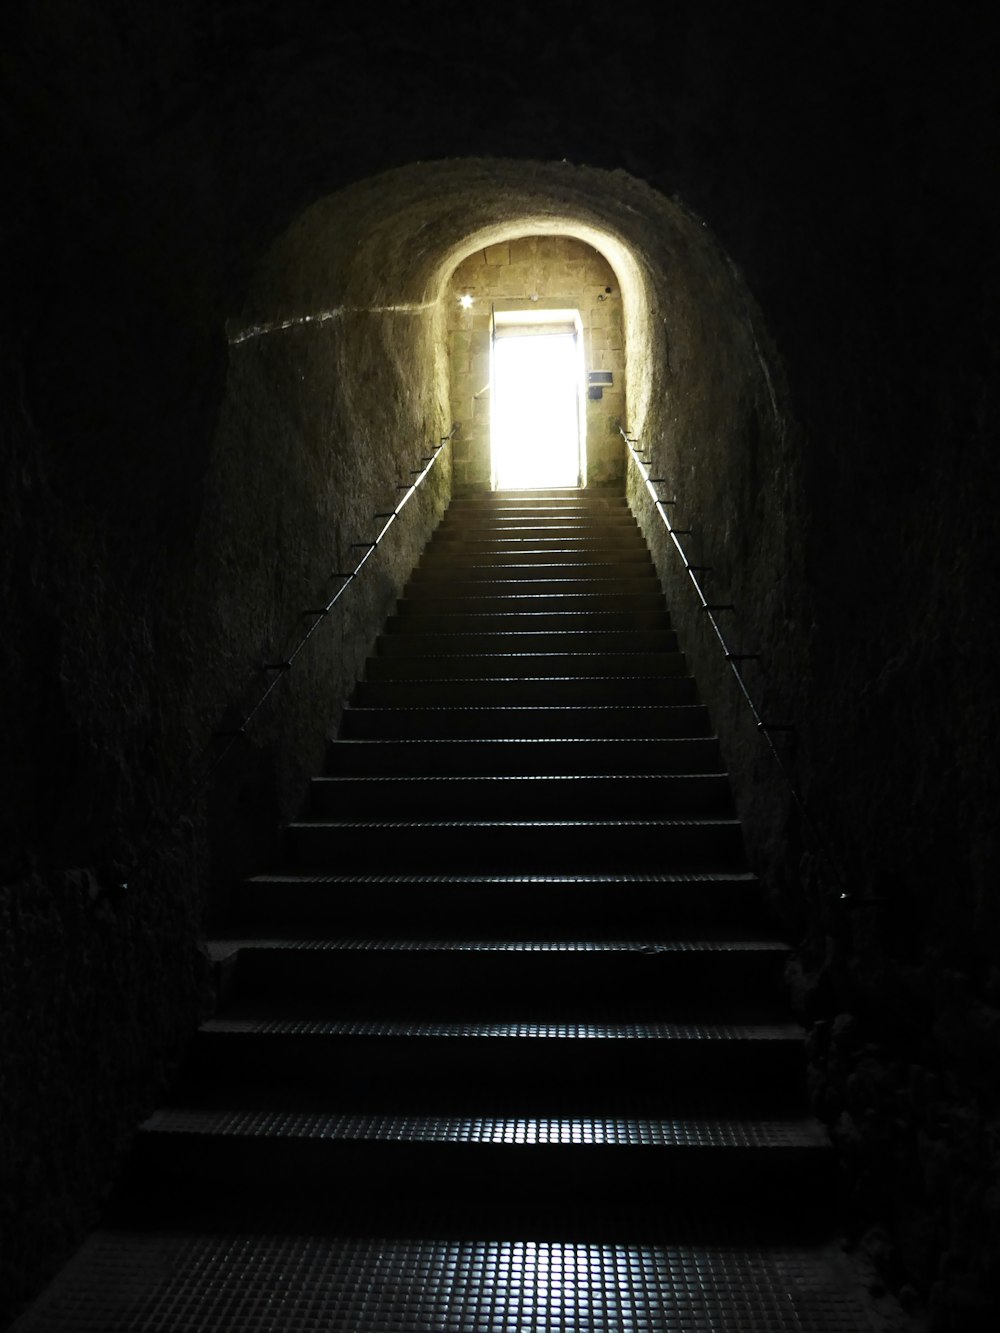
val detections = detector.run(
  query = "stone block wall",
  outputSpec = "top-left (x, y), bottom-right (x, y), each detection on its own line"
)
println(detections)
top-left (446, 235), bottom-right (625, 490)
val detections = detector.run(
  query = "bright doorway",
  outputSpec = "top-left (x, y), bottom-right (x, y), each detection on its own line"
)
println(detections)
top-left (491, 309), bottom-right (585, 489)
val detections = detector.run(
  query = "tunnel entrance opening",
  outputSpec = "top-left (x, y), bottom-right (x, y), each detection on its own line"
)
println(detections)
top-left (491, 308), bottom-right (585, 489)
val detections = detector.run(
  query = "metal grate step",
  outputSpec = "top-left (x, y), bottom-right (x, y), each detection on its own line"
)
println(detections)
top-left (375, 629), bottom-right (678, 654)
top-left (127, 1109), bottom-right (834, 1219)
top-left (414, 545), bottom-right (654, 566)
top-left (144, 1105), bottom-right (822, 1145)
top-left (352, 675), bottom-right (698, 706)
top-left (234, 870), bottom-right (766, 933)
top-left (412, 564), bottom-right (658, 586)
top-left (12, 1233), bottom-right (883, 1332)
top-left (428, 539), bottom-right (649, 556)
top-left (397, 591), bottom-right (666, 615)
top-left (285, 815), bottom-right (745, 873)
top-left (364, 650), bottom-right (688, 680)
top-left (326, 735), bottom-right (721, 775)
top-left (308, 772), bottom-right (733, 819)
top-left (208, 935), bottom-right (785, 953)
top-left (383, 608), bottom-right (671, 632)
top-left (242, 870), bottom-right (761, 885)
top-left (338, 703), bottom-right (711, 739)
top-left (407, 575), bottom-right (660, 597)
top-left (186, 1014), bottom-right (808, 1110)
top-left (212, 935), bottom-right (787, 1009)
top-left (199, 1014), bottom-right (802, 1041)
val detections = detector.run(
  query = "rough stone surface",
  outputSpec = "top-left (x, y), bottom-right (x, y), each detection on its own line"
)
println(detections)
top-left (1, 4), bottom-right (997, 1329)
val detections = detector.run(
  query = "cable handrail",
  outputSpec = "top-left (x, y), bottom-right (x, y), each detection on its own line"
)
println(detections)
top-left (120, 425), bottom-right (458, 892)
top-left (620, 426), bottom-right (858, 905)
top-left (222, 425), bottom-right (458, 738)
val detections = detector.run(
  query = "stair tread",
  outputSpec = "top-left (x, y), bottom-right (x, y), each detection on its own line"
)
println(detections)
top-left (380, 628), bottom-right (671, 636)
top-left (345, 703), bottom-right (702, 712)
top-left (377, 633), bottom-right (677, 650)
top-left (408, 570), bottom-right (653, 581)
top-left (209, 936), bottom-right (785, 953)
top-left (313, 772), bottom-right (726, 783)
top-left (17, 1232), bottom-right (878, 1333)
top-left (416, 560), bottom-right (646, 569)
top-left (245, 870), bottom-right (759, 884)
top-left (391, 609), bottom-right (668, 619)
top-left (357, 672), bottom-right (691, 682)
top-left (289, 816), bottom-right (740, 829)
top-left (331, 736), bottom-right (714, 745)
top-left (143, 1106), bottom-right (828, 1149)
top-left (419, 548), bottom-right (651, 559)
top-left (201, 1016), bottom-right (803, 1040)
top-left (338, 705), bottom-right (711, 738)
top-left (432, 527), bottom-right (650, 533)
top-left (353, 679), bottom-right (699, 706)
top-left (364, 654), bottom-right (688, 680)
top-left (401, 591), bottom-right (659, 600)
top-left (367, 651), bottom-right (681, 662)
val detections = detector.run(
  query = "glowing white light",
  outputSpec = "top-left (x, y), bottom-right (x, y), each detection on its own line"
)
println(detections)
top-left (460, 294), bottom-right (474, 309)
top-left (492, 333), bottom-right (581, 489)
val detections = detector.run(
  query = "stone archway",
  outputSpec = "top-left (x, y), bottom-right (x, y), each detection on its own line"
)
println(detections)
top-left (225, 156), bottom-right (779, 515)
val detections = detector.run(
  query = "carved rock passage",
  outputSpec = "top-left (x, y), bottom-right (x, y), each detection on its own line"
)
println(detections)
top-left (2, 6), bottom-right (996, 1322)
top-left (12, 489), bottom-right (886, 1332)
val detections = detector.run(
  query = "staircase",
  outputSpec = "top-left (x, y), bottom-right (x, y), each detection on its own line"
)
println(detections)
top-left (14, 488), bottom-right (882, 1331)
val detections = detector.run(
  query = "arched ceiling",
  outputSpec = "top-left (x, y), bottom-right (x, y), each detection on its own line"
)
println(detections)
top-left (229, 157), bottom-right (776, 453)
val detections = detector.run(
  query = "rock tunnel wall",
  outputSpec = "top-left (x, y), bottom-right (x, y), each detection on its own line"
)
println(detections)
top-left (1, 4), bottom-right (997, 1328)
top-left (0, 162), bottom-right (455, 1325)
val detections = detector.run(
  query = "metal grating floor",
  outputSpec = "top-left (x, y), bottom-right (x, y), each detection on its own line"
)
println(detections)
top-left (244, 872), bottom-right (760, 884)
top-left (292, 818), bottom-right (740, 830)
top-left (210, 938), bottom-right (784, 953)
top-left (202, 1017), bottom-right (802, 1040)
top-left (14, 1234), bottom-right (882, 1333)
top-left (143, 1108), bottom-right (828, 1149)
top-left (315, 771), bottom-right (719, 781)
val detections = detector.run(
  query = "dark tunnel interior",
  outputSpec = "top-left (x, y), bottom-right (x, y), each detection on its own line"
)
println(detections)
top-left (0, 3), bottom-right (998, 1329)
